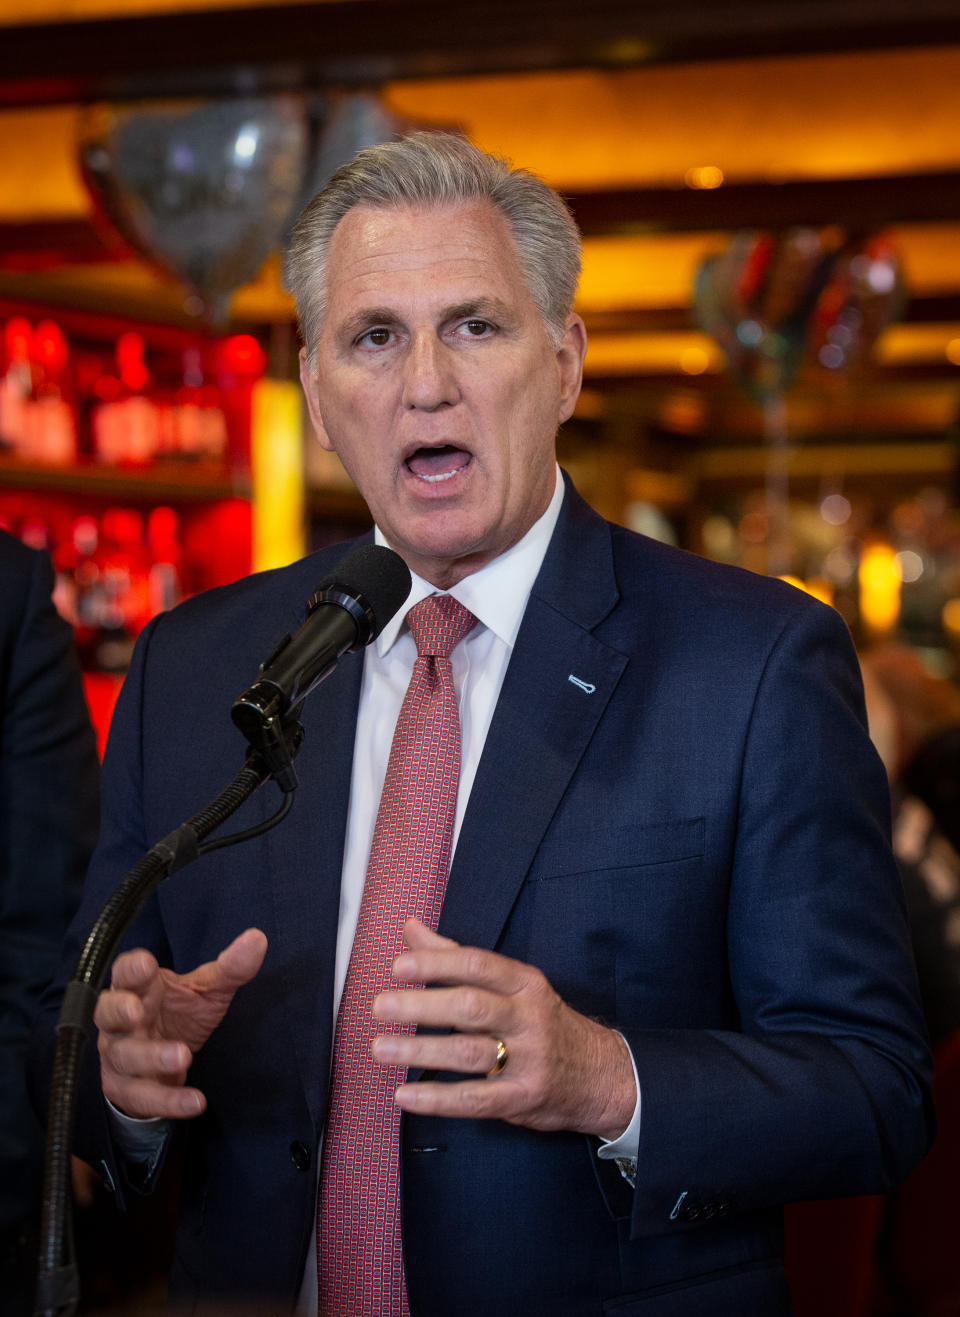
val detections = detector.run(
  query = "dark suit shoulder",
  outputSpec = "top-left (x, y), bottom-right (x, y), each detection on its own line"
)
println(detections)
top-left (607, 520), bottom-right (839, 639)
top-left (0, 532), bottom-right (69, 692)
top-left (143, 535), bottom-right (372, 656)
top-left (0, 527), bottom-right (43, 576)
top-left (548, 475), bottom-right (833, 649)
top-left (0, 531), bottom-right (45, 638)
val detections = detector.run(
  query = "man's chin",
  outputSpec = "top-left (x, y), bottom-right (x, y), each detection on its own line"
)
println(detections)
top-left (390, 523), bottom-right (496, 590)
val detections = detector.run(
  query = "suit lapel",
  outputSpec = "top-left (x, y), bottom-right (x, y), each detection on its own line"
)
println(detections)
top-left (439, 480), bottom-right (628, 952)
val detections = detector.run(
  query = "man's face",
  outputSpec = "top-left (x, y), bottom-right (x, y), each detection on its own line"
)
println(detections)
top-left (299, 199), bottom-right (586, 588)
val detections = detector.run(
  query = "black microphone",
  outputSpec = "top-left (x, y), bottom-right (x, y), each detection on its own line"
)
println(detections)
top-left (231, 544), bottom-right (411, 746)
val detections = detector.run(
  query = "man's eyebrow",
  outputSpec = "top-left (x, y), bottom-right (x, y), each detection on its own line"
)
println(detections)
top-left (336, 307), bottom-right (402, 339)
top-left (442, 298), bottom-right (513, 324)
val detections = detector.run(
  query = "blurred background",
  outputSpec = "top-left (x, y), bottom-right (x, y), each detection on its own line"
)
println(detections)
top-left (3, 5), bottom-right (960, 1315)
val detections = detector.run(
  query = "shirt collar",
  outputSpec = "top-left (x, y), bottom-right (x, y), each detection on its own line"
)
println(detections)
top-left (374, 464), bottom-right (564, 655)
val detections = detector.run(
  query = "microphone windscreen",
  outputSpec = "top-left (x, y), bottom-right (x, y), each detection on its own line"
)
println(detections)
top-left (315, 544), bottom-right (411, 639)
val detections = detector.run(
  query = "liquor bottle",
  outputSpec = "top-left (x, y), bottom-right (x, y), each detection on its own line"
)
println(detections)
top-left (100, 506), bottom-right (152, 641)
top-left (93, 333), bottom-right (159, 465)
top-left (147, 505), bottom-right (182, 615)
top-left (0, 317), bottom-right (34, 454)
top-left (173, 346), bottom-right (228, 460)
top-left (28, 320), bottom-right (78, 465)
top-left (69, 515), bottom-right (106, 669)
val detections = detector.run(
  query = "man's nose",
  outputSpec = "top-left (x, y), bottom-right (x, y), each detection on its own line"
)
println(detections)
top-left (401, 334), bottom-right (460, 411)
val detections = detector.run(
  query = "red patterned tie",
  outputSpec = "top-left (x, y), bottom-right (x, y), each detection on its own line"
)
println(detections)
top-left (317, 594), bottom-right (477, 1317)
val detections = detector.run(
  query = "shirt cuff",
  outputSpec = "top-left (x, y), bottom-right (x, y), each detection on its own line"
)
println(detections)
top-left (105, 1097), bottom-right (172, 1183)
top-left (595, 1031), bottom-right (641, 1187)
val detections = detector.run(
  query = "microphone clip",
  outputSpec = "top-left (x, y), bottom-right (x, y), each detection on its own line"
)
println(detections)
top-left (232, 686), bottom-right (305, 794)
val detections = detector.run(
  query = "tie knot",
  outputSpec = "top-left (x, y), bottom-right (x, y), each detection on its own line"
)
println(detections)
top-left (406, 594), bottom-right (477, 658)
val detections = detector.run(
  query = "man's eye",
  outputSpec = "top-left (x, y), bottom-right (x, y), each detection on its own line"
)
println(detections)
top-left (360, 327), bottom-right (392, 346)
top-left (459, 319), bottom-right (491, 337)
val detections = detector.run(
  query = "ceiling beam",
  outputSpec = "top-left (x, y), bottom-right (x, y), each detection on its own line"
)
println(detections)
top-left (0, 219), bottom-right (126, 271)
top-left (2, 1), bottom-right (960, 107)
top-left (582, 297), bottom-right (960, 334)
top-left (567, 172), bottom-right (960, 234)
top-left (584, 362), bottom-right (960, 388)
top-left (7, 171), bottom-right (960, 274)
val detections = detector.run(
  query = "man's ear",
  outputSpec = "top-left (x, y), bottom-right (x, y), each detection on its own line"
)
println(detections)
top-left (557, 314), bottom-right (587, 425)
top-left (298, 347), bottom-right (335, 452)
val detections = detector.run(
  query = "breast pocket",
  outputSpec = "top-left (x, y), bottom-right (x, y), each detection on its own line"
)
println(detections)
top-left (528, 817), bottom-right (705, 883)
top-left (508, 819), bottom-right (709, 1020)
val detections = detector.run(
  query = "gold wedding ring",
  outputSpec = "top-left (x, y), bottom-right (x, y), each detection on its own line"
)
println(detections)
top-left (489, 1037), bottom-right (508, 1076)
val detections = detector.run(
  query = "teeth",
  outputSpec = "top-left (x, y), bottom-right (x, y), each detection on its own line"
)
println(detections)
top-left (417, 468), bottom-right (461, 483)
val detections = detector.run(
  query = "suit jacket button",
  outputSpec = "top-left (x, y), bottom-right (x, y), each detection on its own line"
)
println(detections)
top-left (681, 1203), bottom-right (702, 1222)
top-left (290, 1140), bottom-right (311, 1172)
top-left (716, 1201), bottom-right (732, 1218)
top-left (701, 1203), bottom-right (717, 1220)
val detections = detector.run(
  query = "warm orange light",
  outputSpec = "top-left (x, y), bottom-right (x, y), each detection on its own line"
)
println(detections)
top-left (804, 577), bottom-right (835, 607)
top-left (584, 332), bottom-right (723, 376)
top-left (779, 575), bottom-right (835, 606)
top-left (680, 346), bottom-right (711, 375)
top-left (250, 378), bottom-right (305, 573)
top-left (859, 543), bottom-right (901, 634)
top-left (875, 323), bottom-right (960, 365)
top-left (578, 233), bottom-right (725, 310)
top-left (385, 49), bottom-right (960, 190)
top-left (684, 165), bottom-right (724, 190)
top-left (0, 0), bottom-right (308, 23)
top-left (943, 598), bottom-right (960, 636)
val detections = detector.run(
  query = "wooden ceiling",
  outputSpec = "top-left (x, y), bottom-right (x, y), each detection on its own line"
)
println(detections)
top-left (3, 1), bottom-right (960, 103)
top-left (2, 0), bottom-right (960, 460)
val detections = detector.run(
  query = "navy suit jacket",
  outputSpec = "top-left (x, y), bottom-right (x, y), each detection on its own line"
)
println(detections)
top-left (1, 533), bottom-right (99, 1240)
top-left (45, 478), bottom-right (933, 1316)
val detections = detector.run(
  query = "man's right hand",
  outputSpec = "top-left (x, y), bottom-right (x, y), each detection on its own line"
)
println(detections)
top-left (94, 928), bottom-right (267, 1120)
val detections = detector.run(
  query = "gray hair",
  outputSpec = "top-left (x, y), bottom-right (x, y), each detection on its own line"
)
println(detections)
top-left (285, 131), bottom-right (582, 356)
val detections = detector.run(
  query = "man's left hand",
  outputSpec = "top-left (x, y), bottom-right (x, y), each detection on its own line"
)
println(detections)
top-left (371, 918), bottom-right (636, 1140)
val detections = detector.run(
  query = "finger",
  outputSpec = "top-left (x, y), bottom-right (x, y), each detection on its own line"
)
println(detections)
top-left (100, 1037), bottom-right (192, 1082)
top-left (392, 1077), bottom-right (520, 1122)
top-left (184, 928), bottom-right (268, 995)
top-left (106, 951), bottom-right (171, 1036)
top-left (103, 1076), bottom-right (207, 1121)
top-left (392, 943), bottom-right (533, 996)
top-left (374, 984), bottom-right (508, 1034)
top-left (94, 988), bottom-right (148, 1037)
top-left (401, 918), bottom-right (460, 951)
top-left (371, 1029), bottom-right (502, 1075)
top-left (109, 947), bottom-right (163, 994)
top-left (216, 927), bottom-right (268, 988)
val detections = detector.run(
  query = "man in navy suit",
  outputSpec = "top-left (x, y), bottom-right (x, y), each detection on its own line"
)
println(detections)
top-left (48, 134), bottom-right (932, 1315)
top-left (1, 532), bottom-right (99, 1315)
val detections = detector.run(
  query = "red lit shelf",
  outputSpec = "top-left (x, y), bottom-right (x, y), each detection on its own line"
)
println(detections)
top-left (0, 453), bottom-right (249, 501)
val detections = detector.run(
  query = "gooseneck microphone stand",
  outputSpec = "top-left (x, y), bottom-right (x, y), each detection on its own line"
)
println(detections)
top-left (34, 707), bottom-right (304, 1317)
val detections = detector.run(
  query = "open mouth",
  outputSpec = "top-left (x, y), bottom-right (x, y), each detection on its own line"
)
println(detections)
top-left (405, 445), bottom-right (472, 483)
